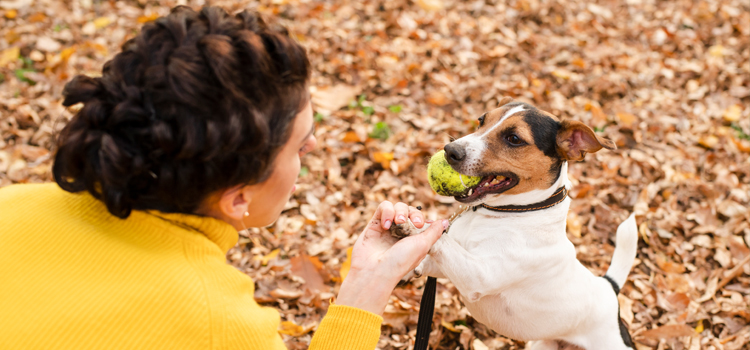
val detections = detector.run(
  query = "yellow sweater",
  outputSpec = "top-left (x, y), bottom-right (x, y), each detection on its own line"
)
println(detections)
top-left (0, 183), bottom-right (382, 349)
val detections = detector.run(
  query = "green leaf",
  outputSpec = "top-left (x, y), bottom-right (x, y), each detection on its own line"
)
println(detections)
top-left (21, 56), bottom-right (33, 68)
top-left (299, 166), bottom-right (309, 177)
top-left (357, 94), bottom-right (366, 104)
top-left (453, 320), bottom-right (468, 327)
top-left (14, 68), bottom-right (35, 84)
top-left (732, 123), bottom-right (750, 140)
top-left (388, 104), bottom-right (402, 113)
top-left (314, 112), bottom-right (325, 122)
top-left (369, 121), bottom-right (391, 140)
top-left (362, 106), bottom-right (374, 116)
top-left (0, 73), bottom-right (5, 84)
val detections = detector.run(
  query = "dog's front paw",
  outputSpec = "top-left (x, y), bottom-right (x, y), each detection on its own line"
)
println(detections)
top-left (389, 220), bottom-right (419, 239)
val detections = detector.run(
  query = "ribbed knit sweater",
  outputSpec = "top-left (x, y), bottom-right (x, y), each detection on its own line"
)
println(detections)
top-left (0, 183), bottom-right (382, 349)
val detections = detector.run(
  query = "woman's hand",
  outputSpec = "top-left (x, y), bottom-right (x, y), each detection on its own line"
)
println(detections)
top-left (336, 201), bottom-right (448, 315)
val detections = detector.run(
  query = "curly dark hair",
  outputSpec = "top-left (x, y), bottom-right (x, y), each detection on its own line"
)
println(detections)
top-left (53, 6), bottom-right (311, 218)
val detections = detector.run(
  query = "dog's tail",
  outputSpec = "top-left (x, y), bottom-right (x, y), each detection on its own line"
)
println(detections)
top-left (605, 213), bottom-right (638, 291)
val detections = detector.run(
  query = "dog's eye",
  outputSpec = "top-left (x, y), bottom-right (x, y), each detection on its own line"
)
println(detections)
top-left (478, 113), bottom-right (486, 127)
top-left (505, 134), bottom-right (525, 146)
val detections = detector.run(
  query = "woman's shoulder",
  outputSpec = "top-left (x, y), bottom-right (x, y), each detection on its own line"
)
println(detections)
top-left (0, 182), bottom-right (100, 218)
top-left (0, 182), bottom-right (64, 204)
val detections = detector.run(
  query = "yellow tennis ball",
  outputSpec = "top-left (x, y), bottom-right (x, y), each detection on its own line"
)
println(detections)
top-left (427, 150), bottom-right (482, 196)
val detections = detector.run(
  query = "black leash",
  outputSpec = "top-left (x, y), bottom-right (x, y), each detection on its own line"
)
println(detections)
top-left (412, 187), bottom-right (569, 350)
top-left (414, 276), bottom-right (437, 350)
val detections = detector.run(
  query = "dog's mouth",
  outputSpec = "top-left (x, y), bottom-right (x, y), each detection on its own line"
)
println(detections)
top-left (455, 173), bottom-right (518, 203)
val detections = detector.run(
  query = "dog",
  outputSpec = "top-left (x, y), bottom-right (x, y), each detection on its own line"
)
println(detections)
top-left (409, 98), bottom-right (638, 350)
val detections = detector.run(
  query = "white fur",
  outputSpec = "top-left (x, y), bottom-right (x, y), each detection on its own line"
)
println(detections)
top-left (482, 105), bottom-right (526, 137)
top-left (449, 105), bottom-right (526, 178)
top-left (412, 168), bottom-right (638, 348)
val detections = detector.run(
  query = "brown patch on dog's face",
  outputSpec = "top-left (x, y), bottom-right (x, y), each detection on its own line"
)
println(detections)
top-left (480, 113), bottom-right (562, 196)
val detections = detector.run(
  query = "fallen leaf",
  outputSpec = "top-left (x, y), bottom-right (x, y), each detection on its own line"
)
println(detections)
top-left (426, 90), bottom-right (449, 106)
top-left (616, 112), bottom-right (638, 127)
top-left (4, 9), bottom-right (17, 19)
top-left (270, 288), bottom-right (302, 300)
top-left (640, 324), bottom-right (694, 339)
top-left (567, 211), bottom-right (582, 238)
top-left (552, 69), bottom-right (572, 80)
top-left (371, 151), bottom-right (394, 169)
top-left (36, 37), bottom-right (61, 52)
top-left (137, 13), bottom-right (160, 23)
top-left (441, 319), bottom-right (461, 333)
top-left (708, 45), bottom-right (724, 57)
top-left (723, 105), bottom-right (742, 123)
top-left (310, 85), bottom-right (361, 116)
top-left (0, 47), bottom-right (19, 67)
top-left (717, 200), bottom-right (747, 218)
top-left (698, 135), bottom-right (719, 149)
top-left (27, 12), bottom-right (45, 23)
top-left (278, 320), bottom-right (314, 336)
top-left (253, 248), bottom-right (280, 265)
top-left (416, 0), bottom-right (444, 11)
top-left (290, 253), bottom-right (326, 292)
top-left (656, 255), bottom-right (685, 274)
top-left (666, 292), bottom-right (690, 310)
top-left (93, 16), bottom-right (112, 29)
top-left (472, 338), bottom-right (489, 350)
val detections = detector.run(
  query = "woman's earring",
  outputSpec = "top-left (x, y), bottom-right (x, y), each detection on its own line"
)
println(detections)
top-left (241, 211), bottom-right (250, 233)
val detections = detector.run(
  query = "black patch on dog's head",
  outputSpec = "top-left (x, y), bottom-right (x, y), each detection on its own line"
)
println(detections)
top-left (523, 111), bottom-right (563, 183)
top-left (523, 111), bottom-right (561, 158)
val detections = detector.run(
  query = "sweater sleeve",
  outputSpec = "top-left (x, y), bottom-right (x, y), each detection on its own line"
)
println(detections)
top-left (308, 304), bottom-right (382, 350)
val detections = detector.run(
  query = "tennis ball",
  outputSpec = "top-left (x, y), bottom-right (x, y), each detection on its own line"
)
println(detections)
top-left (427, 150), bottom-right (482, 196)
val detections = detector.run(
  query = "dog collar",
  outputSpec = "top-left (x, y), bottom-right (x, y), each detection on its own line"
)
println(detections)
top-left (475, 186), bottom-right (568, 213)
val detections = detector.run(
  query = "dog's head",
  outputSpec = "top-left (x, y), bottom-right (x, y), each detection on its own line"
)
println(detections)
top-left (445, 97), bottom-right (615, 205)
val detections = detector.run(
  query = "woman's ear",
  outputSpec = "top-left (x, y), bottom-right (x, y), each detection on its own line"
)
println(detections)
top-left (218, 185), bottom-right (253, 220)
top-left (556, 120), bottom-right (616, 161)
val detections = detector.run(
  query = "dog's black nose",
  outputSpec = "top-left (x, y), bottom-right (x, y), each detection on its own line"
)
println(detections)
top-left (444, 143), bottom-right (465, 164)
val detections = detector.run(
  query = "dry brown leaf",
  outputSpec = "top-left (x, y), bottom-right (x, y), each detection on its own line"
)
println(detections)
top-left (723, 105), bottom-right (742, 123)
top-left (310, 85), bottom-right (361, 116)
top-left (290, 253), bottom-right (326, 292)
top-left (639, 324), bottom-right (694, 339)
top-left (0, 47), bottom-right (19, 67)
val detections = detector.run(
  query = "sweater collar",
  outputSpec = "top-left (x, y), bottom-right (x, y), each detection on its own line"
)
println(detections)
top-left (145, 211), bottom-right (239, 253)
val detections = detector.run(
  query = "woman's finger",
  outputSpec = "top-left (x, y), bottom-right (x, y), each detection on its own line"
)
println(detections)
top-left (410, 219), bottom-right (449, 255)
top-left (393, 202), bottom-right (409, 225)
top-left (408, 206), bottom-right (425, 228)
top-left (374, 201), bottom-right (395, 230)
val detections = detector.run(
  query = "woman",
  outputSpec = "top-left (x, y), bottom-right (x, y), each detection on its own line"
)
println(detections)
top-left (0, 6), bottom-right (447, 350)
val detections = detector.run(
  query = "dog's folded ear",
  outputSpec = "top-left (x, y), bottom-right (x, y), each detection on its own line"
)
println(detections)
top-left (556, 120), bottom-right (616, 161)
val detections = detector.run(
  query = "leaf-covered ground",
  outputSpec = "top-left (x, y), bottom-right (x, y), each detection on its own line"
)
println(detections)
top-left (0, 0), bottom-right (748, 349)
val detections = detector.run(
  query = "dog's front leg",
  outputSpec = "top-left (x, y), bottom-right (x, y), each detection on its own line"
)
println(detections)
top-left (400, 255), bottom-right (445, 284)
top-left (427, 235), bottom-right (517, 302)
top-left (414, 255), bottom-right (445, 278)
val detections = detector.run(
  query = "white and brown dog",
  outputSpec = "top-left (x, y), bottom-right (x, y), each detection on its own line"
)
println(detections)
top-left (412, 98), bottom-right (638, 350)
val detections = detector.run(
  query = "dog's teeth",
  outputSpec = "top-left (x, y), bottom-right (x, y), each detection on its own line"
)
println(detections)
top-left (468, 189), bottom-right (473, 196)
top-left (496, 176), bottom-right (505, 181)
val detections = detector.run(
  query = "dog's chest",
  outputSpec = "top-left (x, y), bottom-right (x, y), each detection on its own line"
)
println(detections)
top-left (447, 211), bottom-right (539, 255)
